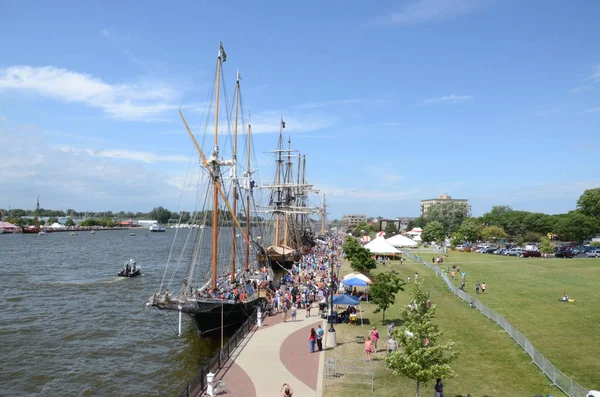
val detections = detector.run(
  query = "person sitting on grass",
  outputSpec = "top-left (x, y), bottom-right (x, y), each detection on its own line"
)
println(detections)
top-left (561, 293), bottom-right (569, 302)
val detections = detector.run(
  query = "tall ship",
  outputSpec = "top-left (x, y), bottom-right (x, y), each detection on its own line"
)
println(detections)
top-left (149, 43), bottom-right (271, 335)
top-left (22, 197), bottom-right (42, 234)
top-left (257, 124), bottom-right (323, 269)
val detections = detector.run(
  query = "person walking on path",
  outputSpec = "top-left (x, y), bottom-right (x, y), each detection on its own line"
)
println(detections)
top-left (282, 300), bottom-right (288, 322)
top-left (435, 378), bottom-right (444, 397)
top-left (306, 300), bottom-right (311, 317)
top-left (364, 336), bottom-right (372, 361)
top-left (475, 281), bottom-right (480, 294)
top-left (309, 328), bottom-right (317, 353)
top-left (280, 383), bottom-right (294, 397)
top-left (386, 335), bottom-right (398, 353)
top-left (291, 303), bottom-right (297, 322)
top-left (481, 282), bottom-right (487, 294)
top-left (316, 324), bottom-right (324, 351)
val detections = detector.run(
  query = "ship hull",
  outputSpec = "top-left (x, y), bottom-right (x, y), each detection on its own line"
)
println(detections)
top-left (153, 297), bottom-right (264, 335)
top-left (257, 252), bottom-right (301, 269)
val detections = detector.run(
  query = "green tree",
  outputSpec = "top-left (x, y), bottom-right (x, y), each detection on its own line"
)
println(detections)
top-left (348, 248), bottom-right (377, 273)
top-left (577, 188), bottom-right (600, 222)
top-left (455, 218), bottom-right (481, 243)
top-left (384, 222), bottom-right (398, 236)
top-left (421, 221), bottom-right (445, 244)
top-left (554, 212), bottom-right (598, 242)
top-left (370, 272), bottom-right (405, 322)
top-left (407, 216), bottom-right (427, 231)
top-left (386, 282), bottom-right (458, 397)
top-left (47, 217), bottom-right (58, 225)
top-left (64, 218), bottom-right (75, 227)
top-left (425, 201), bottom-right (470, 235)
top-left (480, 225), bottom-right (508, 241)
top-left (523, 231), bottom-right (541, 243)
top-left (149, 206), bottom-right (171, 224)
top-left (342, 236), bottom-right (362, 260)
top-left (539, 237), bottom-right (554, 254)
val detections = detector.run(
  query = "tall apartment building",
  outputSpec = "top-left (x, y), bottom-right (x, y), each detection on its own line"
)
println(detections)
top-left (341, 214), bottom-right (367, 227)
top-left (421, 194), bottom-right (468, 216)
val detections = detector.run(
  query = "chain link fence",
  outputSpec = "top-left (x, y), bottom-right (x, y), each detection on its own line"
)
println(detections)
top-left (402, 251), bottom-right (591, 397)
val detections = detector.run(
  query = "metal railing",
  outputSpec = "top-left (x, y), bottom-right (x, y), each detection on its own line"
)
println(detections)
top-left (402, 251), bottom-right (591, 397)
top-left (177, 303), bottom-right (261, 397)
top-left (403, 247), bottom-right (447, 254)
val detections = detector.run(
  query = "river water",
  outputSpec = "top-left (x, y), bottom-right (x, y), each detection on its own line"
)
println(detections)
top-left (0, 229), bottom-right (226, 397)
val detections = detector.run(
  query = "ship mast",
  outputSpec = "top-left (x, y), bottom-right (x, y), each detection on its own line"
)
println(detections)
top-left (211, 43), bottom-right (224, 290)
top-left (273, 121), bottom-right (284, 246)
top-left (230, 70), bottom-right (240, 282)
top-left (35, 196), bottom-right (40, 232)
top-left (321, 193), bottom-right (327, 233)
top-left (283, 136), bottom-right (292, 247)
top-left (245, 120), bottom-right (251, 271)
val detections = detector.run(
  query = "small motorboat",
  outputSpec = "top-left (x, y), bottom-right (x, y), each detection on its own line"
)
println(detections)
top-left (70, 232), bottom-right (78, 236)
top-left (90, 230), bottom-right (96, 235)
top-left (128, 232), bottom-right (136, 236)
top-left (118, 259), bottom-right (141, 278)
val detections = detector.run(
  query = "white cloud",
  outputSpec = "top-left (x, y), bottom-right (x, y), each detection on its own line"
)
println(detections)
top-left (0, 125), bottom-right (194, 212)
top-left (294, 99), bottom-right (363, 109)
top-left (250, 111), bottom-right (335, 134)
top-left (0, 114), bottom-right (5, 122)
top-left (369, 0), bottom-right (485, 27)
top-left (570, 86), bottom-right (592, 94)
top-left (315, 183), bottom-right (421, 200)
top-left (581, 106), bottom-right (600, 114)
top-left (593, 66), bottom-right (600, 82)
top-left (419, 94), bottom-right (472, 105)
top-left (56, 146), bottom-right (190, 163)
top-left (0, 65), bottom-right (181, 120)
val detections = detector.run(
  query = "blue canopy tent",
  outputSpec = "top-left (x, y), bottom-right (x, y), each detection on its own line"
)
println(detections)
top-left (343, 278), bottom-right (368, 287)
top-left (332, 294), bottom-right (363, 325)
top-left (332, 294), bottom-right (360, 305)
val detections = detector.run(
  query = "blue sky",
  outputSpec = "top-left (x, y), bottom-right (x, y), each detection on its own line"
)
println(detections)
top-left (1, 0), bottom-right (599, 220)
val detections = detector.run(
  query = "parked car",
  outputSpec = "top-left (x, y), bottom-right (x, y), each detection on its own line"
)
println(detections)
top-left (521, 251), bottom-right (541, 258)
top-left (504, 248), bottom-right (522, 256)
top-left (585, 250), bottom-right (600, 258)
top-left (455, 244), bottom-right (467, 251)
top-left (555, 250), bottom-right (574, 258)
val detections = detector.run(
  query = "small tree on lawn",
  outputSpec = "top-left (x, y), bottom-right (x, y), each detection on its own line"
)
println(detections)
top-left (348, 247), bottom-right (376, 273)
top-left (539, 237), bottom-right (554, 255)
top-left (385, 282), bottom-right (458, 397)
top-left (370, 271), bottom-right (405, 322)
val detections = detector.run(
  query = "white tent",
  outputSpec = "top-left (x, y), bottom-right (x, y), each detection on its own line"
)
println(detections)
top-left (343, 272), bottom-right (373, 284)
top-left (386, 234), bottom-right (418, 247)
top-left (412, 234), bottom-right (422, 242)
top-left (49, 222), bottom-right (65, 229)
top-left (406, 227), bottom-right (422, 236)
top-left (364, 236), bottom-right (401, 254)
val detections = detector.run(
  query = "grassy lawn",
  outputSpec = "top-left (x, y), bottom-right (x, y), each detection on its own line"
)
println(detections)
top-left (426, 251), bottom-right (600, 390)
top-left (323, 258), bottom-right (558, 397)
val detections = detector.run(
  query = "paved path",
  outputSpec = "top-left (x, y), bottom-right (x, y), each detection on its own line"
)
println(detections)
top-left (213, 308), bottom-right (325, 397)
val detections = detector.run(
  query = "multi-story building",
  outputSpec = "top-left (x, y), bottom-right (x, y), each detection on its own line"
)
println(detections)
top-left (341, 214), bottom-right (367, 227)
top-left (420, 194), bottom-right (468, 216)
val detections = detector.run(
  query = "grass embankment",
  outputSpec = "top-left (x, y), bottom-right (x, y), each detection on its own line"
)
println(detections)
top-left (432, 251), bottom-right (600, 390)
top-left (323, 258), bottom-right (558, 397)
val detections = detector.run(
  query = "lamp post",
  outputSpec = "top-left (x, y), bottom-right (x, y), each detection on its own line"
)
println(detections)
top-left (326, 248), bottom-right (337, 347)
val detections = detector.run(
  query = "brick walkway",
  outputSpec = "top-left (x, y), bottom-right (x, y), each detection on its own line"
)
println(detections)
top-left (211, 308), bottom-right (325, 397)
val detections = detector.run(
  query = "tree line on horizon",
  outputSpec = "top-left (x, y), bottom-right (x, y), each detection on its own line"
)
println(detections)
top-left (346, 188), bottom-right (600, 245)
top-left (0, 206), bottom-right (264, 227)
